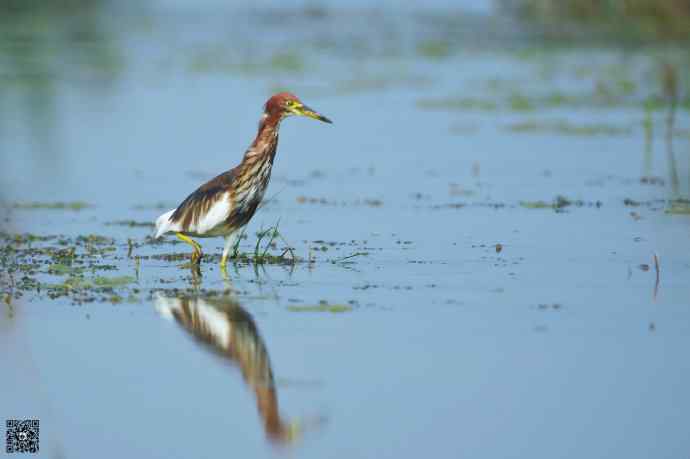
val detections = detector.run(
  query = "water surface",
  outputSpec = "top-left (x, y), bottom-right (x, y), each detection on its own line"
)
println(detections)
top-left (2, 2), bottom-right (690, 458)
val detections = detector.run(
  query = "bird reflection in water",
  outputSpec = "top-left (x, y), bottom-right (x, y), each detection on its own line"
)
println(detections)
top-left (154, 292), bottom-right (310, 444)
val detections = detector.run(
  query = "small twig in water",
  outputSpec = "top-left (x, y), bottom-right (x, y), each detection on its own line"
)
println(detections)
top-left (261, 219), bottom-right (281, 258)
top-left (333, 252), bottom-right (368, 263)
top-left (277, 233), bottom-right (296, 262)
top-left (653, 252), bottom-right (660, 301)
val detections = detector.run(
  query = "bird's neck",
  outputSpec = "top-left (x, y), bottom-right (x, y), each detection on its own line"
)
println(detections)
top-left (240, 112), bottom-right (281, 166)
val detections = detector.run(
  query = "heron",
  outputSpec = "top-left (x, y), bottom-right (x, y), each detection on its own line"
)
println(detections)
top-left (153, 92), bottom-right (332, 271)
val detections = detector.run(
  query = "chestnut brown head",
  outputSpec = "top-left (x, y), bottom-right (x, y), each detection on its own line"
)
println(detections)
top-left (264, 92), bottom-right (332, 124)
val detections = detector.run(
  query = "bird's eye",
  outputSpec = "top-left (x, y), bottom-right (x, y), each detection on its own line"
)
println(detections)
top-left (285, 100), bottom-right (295, 107)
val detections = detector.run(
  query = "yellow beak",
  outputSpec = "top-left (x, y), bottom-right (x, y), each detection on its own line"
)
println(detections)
top-left (294, 104), bottom-right (332, 124)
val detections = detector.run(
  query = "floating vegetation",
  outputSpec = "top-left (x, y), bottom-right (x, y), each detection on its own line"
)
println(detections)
top-left (12, 201), bottom-right (92, 211)
top-left (502, 0), bottom-right (690, 40)
top-left (429, 202), bottom-right (507, 210)
top-left (296, 196), bottom-right (384, 207)
top-left (43, 276), bottom-right (93, 292)
top-left (296, 196), bottom-right (330, 205)
top-left (520, 195), bottom-right (602, 211)
top-left (132, 202), bottom-right (174, 210)
top-left (1, 233), bottom-right (56, 244)
top-left (0, 232), bottom-right (127, 303)
top-left (417, 40), bottom-right (452, 59)
top-left (76, 234), bottom-right (115, 246)
top-left (287, 301), bottom-right (353, 313)
top-left (334, 75), bottom-right (430, 94)
top-left (142, 232), bottom-right (376, 269)
top-left (47, 263), bottom-right (81, 275)
top-left (508, 93), bottom-right (533, 111)
top-left (148, 252), bottom-right (189, 262)
top-left (188, 48), bottom-right (306, 75)
top-left (417, 97), bottom-right (498, 112)
top-left (93, 276), bottom-right (136, 288)
top-left (106, 220), bottom-right (155, 228)
top-left (269, 51), bottom-right (305, 73)
top-left (419, 90), bottom-right (690, 114)
top-left (665, 199), bottom-right (690, 215)
top-left (505, 120), bottom-right (632, 136)
top-left (147, 222), bottom-right (300, 266)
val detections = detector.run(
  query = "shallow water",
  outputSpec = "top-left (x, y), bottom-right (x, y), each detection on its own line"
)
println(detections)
top-left (2, 2), bottom-right (690, 458)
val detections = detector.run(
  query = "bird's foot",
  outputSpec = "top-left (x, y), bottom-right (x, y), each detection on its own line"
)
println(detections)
top-left (191, 250), bottom-right (203, 265)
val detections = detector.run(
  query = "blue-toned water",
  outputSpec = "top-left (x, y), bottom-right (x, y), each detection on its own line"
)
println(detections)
top-left (2, 2), bottom-right (690, 458)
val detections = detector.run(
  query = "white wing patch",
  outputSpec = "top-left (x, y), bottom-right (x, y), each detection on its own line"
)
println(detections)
top-left (193, 193), bottom-right (231, 235)
top-left (153, 192), bottom-right (232, 238)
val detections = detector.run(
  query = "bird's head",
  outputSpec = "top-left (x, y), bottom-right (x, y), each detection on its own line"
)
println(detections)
top-left (264, 92), bottom-right (332, 124)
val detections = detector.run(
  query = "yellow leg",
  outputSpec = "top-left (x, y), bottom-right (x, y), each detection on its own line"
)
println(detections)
top-left (176, 232), bottom-right (203, 264)
top-left (220, 260), bottom-right (229, 281)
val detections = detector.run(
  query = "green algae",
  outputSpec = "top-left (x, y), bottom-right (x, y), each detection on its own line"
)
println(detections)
top-left (12, 201), bottom-right (92, 211)
top-left (76, 234), bottom-right (114, 246)
top-left (106, 220), bottom-right (155, 228)
top-left (188, 48), bottom-right (306, 75)
top-left (94, 276), bottom-right (136, 288)
top-left (43, 276), bottom-right (93, 291)
top-left (1, 232), bottom-right (56, 244)
top-left (505, 120), bottom-right (632, 136)
top-left (1, 232), bottom-right (128, 303)
top-left (287, 303), bottom-right (353, 313)
top-left (417, 40), bottom-right (452, 59)
top-left (665, 200), bottom-right (690, 215)
top-left (132, 202), bottom-right (174, 210)
top-left (270, 51), bottom-right (305, 73)
top-left (504, 0), bottom-right (690, 40)
top-left (520, 196), bottom-right (604, 211)
top-left (417, 97), bottom-right (498, 111)
top-left (335, 75), bottom-right (429, 94)
top-left (47, 263), bottom-right (78, 275)
top-left (418, 82), bottom-right (690, 114)
top-left (508, 93), bottom-right (534, 111)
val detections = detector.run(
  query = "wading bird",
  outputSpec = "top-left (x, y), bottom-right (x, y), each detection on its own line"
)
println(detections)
top-left (153, 92), bottom-right (332, 270)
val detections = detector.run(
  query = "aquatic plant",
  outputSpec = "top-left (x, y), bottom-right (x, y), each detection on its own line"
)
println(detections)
top-left (500, 0), bottom-right (690, 40)
top-left (661, 62), bottom-right (680, 196)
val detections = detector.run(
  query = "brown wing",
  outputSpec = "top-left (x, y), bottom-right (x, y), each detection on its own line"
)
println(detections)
top-left (170, 168), bottom-right (238, 231)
